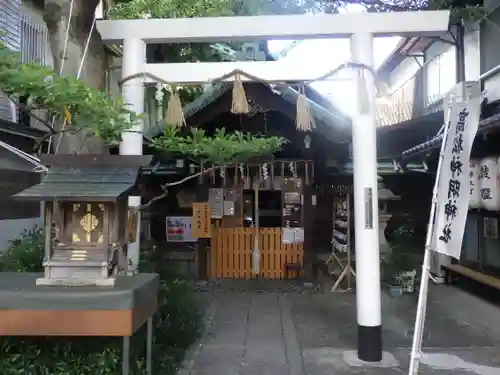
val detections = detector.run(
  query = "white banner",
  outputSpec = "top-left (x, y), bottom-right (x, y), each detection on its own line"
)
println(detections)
top-left (433, 97), bottom-right (481, 259)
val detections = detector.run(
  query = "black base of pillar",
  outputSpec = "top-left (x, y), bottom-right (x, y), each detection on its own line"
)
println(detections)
top-left (357, 324), bottom-right (382, 362)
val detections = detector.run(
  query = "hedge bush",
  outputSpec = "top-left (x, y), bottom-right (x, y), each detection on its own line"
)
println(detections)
top-left (0, 229), bottom-right (203, 375)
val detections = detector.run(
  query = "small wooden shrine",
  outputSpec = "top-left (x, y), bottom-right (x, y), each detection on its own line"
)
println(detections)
top-left (13, 154), bottom-right (152, 286)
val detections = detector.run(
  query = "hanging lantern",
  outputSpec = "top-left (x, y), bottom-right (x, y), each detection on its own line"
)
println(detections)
top-left (479, 157), bottom-right (500, 211)
top-left (469, 159), bottom-right (480, 209)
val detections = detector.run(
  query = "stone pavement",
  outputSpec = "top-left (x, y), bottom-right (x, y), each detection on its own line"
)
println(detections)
top-left (182, 282), bottom-right (500, 375)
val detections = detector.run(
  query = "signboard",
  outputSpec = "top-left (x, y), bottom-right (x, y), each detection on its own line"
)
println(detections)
top-left (282, 227), bottom-right (304, 244)
top-left (433, 97), bottom-right (481, 259)
top-left (192, 202), bottom-right (211, 238)
top-left (166, 216), bottom-right (197, 242)
top-left (478, 157), bottom-right (500, 211)
top-left (364, 187), bottom-right (373, 229)
top-left (208, 188), bottom-right (223, 218)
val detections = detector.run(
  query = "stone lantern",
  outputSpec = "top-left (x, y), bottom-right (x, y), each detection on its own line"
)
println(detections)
top-left (378, 180), bottom-right (400, 257)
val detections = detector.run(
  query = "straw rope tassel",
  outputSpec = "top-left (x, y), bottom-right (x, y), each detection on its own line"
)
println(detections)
top-left (295, 86), bottom-right (315, 132)
top-left (165, 86), bottom-right (186, 127)
top-left (231, 72), bottom-right (250, 114)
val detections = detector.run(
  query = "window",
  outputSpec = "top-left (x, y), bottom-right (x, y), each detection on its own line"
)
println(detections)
top-left (16, 4), bottom-right (52, 128)
top-left (20, 4), bottom-right (52, 66)
top-left (0, 0), bottom-right (21, 52)
top-left (0, 0), bottom-right (21, 123)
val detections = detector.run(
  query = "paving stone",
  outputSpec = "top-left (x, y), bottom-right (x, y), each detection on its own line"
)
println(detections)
top-left (183, 282), bottom-right (500, 375)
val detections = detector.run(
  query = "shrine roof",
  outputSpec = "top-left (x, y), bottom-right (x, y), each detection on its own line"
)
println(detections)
top-left (13, 155), bottom-right (152, 202)
top-left (401, 113), bottom-right (500, 161)
top-left (146, 83), bottom-right (351, 140)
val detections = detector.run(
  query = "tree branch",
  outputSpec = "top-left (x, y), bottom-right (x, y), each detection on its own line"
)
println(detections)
top-left (162, 166), bottom-right (217, 189)
top-left (138, 166), bottom-right (218, 211)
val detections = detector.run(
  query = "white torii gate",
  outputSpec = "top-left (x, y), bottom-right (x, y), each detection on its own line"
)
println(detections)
top-left (97, 10), bottom-right (450, 363)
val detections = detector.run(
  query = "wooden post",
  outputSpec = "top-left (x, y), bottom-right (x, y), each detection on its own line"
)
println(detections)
top-left (252, 181), bottom-right (260, 276)
top-left (196, 185), bottom-right (209, 280)
top-left (302, 184), bottom-right (313, 281)
top-left (44, 202), bottom-right (54, 277)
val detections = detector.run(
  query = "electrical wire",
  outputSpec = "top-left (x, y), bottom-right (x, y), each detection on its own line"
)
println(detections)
top-left (0, 140), bottom-right (48, 172)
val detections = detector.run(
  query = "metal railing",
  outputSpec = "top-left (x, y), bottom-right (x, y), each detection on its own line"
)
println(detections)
top-left (375, 52), bottom-right (450, 128)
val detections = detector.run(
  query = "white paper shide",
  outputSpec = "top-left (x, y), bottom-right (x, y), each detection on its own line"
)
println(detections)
top-left (433, 99), bottom-right (480, 259)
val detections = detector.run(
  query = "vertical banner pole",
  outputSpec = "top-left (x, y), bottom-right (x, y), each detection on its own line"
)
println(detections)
top-left (408, 104), bottom-right (453, 374)
top-left (409, 81), bottom-right (481, 374)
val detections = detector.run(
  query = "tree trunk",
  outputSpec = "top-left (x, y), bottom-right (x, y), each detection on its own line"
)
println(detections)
top-left (43, 0), bottom-right (107, 154)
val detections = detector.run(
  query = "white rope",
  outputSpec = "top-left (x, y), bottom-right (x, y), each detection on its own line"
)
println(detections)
top-left (46, 0), bottom-right (75, 153)
top-left (53, 15), bottom-right (97, 154)
top-left (0, 140), bottom-right (48, 172)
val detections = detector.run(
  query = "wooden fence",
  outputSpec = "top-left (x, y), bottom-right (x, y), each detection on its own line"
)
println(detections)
top-left (208, 227), bottom-right (303, 279)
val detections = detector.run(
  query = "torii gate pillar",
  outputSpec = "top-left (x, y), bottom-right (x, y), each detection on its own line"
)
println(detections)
top-left (120, 38), bottom-right (146, 271)
top-left (351, 32), bottom-right (382, 362)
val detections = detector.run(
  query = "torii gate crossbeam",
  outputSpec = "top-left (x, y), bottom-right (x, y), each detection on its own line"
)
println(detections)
top-left (97, 11), bottom-right (450, 43)
top-left (96, 10), bottom-right (451, 364)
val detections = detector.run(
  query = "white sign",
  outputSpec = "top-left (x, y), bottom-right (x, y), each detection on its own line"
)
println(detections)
top-left (479, 157), bottom-right (500, 211)
top-left (166, 216), bottom-right (197, 242)
top-left (282, 227), bottom-right (305, 244)
top-left (469, 159), bottom-right (480, 209)
top-left (433, 99), bottom-right (480, 259)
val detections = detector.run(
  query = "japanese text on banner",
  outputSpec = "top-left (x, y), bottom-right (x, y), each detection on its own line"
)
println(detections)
top-left (434, 98), bottom-right (481, 259)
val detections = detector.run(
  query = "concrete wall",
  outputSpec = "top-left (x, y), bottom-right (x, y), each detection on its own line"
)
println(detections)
top-left (388, 57), bottom-right (421, 92)
top-left (383, 26), bottom-right (479, 112)
top-left (422, 26), bottom-right (479, 103)
top-left (424, 39), bottom-right (456, 102)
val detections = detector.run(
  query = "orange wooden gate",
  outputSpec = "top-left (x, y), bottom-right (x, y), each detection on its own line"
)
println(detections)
top-left (208, 227), bottom-right (303, 279)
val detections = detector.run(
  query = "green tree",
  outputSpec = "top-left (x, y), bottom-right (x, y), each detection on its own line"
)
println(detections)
top-left (37, 0), bottom-right (313, 153)
top-left (316, 0), bottom-right (485, 19)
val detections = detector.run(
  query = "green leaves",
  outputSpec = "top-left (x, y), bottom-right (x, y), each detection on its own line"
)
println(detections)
top-left (0, 40), bottom-right (136, 145)
top-left (152, 126), bottom-right (287, 165)
top-left (109, 0), bottom-right (238, 19)
top-left (0, 228), bottom-right (44, 272)
top-left (428, 0), bottom-right (486, 22)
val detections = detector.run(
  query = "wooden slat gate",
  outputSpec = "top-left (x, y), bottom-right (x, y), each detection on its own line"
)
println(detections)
top-left (209, 227), bottom-right (303, 279)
